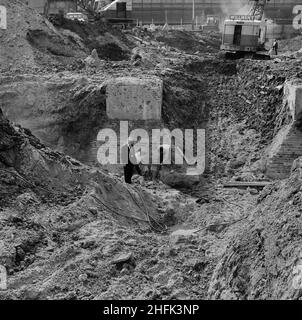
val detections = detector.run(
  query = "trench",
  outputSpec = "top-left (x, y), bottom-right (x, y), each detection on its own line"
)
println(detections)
top-left (0, 44), bottom-right (293, 300)
top-left (4, 0), bottom-right (302, 300)
top-left (0, 56), bottom-right (276, 194)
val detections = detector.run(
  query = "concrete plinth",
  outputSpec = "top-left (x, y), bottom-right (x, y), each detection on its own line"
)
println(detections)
top-left (106, 77), bottom-right (163, 120)
top-left (284, 79), bottom-right (302, 122)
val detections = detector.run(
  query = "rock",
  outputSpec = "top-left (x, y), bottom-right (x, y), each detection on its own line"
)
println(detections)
top-left (275, 84), bottom-right (283, 92)
top-left (206, 223), bottom-right (228, 233)
top-left (111, 252), bottom-right (134, 265)
top-left (267, 74), bottom-right (274, 81)
top-left (168, 248), bottom-right (178, 257)
top-left (169, 229), bottom-right (198, 245)
top-left (138, 176), bottom-right (145, 185)
top-left (120, 268), bottom-right (130, 276)
top-left (84, 49), bottom-right (101, 68)
top-left (160, 170), bottom-right (200, 188)
top-left (227, 156), bottom-right (246, 170)
top-left (88, 207), bottom-right (98, 215)
top-left (162, 206), bottom-right (177, 226)
top-left (16, 192), bottom-right (39, 207)
top-left (15, 246), bottom-right (26, 262)
top-left (292, 157), bottom-right (302, 172)
top-left (196, 197), bottom-right (210, 204)
top-left (78, 273), bottom-right (88, 282)
top-left (248, 187), bottom-right (259, 195)
top-left (191, 259), bottom-right (207, 272)
top-left (169, 289), bottom-right (190, 300)
top-left (21, 287), bottom-right (41, 300)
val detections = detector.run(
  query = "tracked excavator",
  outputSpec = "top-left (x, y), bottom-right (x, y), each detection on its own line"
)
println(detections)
top-left (96, 0), bottom-right (134, 26)
top-left (221, 0), bottom-right (270, 59)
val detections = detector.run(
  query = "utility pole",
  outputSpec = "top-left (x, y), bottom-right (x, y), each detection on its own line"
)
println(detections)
top-left (141, 0), bottom-right (143, 26)
top-left (192, 0), bottom-right (195, 30)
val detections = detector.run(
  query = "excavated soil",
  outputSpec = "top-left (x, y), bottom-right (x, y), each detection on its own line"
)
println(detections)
top-left (2, 0), bottom-right (302, 300)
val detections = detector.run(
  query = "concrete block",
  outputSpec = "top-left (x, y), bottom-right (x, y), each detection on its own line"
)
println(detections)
top-left (106, 77), bottom-right (163, 120)
top-left (284, 79), bottom-right (302, 121)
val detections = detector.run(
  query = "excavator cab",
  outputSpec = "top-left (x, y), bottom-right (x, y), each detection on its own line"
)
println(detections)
top-left (202, 15), bottom-right (220, 32)
top-left (221, 17), bottom-right (266, 55)
top-left (221, 0), bottom-right (270, 58)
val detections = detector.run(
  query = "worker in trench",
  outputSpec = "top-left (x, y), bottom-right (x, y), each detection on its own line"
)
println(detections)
top-left (121, 138), bottom-right (142, 184)
top-left (153, 144), bottom-right (168, 180)
top-left (272, 39), bottom-right (279, 56)
top-left (152, 144), bottom-right (177, 180)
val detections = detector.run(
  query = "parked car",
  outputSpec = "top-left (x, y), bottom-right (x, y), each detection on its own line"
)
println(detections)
top-left (65, 12), bottom-right (88, 23)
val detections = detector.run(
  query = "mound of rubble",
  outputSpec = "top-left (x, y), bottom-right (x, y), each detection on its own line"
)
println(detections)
top-left (0, 0), bottom-right (132, 74)
top-left (3, 0), bottom-right (302, 301)
top-left (208, 159), bottom-right (302, 299)
top-left (0, 0), bottom-right (84, 73)
top-left (0, 108), bottom-right (173, 299)
top-left (279, 35), bottom-right (302, 53)
top-left (130, 27), bottom-right (221, 55)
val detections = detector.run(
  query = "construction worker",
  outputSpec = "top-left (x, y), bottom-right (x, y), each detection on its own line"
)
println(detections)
top-left (121, 138), bottom-right (142, 184)
top-left (153, 144), bottom-right (170, 180)
top-left (272, 39), bottom-right (278, 55)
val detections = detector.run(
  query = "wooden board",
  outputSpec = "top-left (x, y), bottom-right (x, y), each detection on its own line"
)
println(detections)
top-left (223, 181), bottom-right (271, 188)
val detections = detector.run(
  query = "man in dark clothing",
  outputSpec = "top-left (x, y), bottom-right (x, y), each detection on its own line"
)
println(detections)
top-left (121, 139), bottom-right (142, 184)
top-left (153, 144), bottom-right (170, 180)
top-left (272, 39), bottom-right (278, 55)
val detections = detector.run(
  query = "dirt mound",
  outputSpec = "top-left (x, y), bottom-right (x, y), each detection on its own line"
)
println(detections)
top-left (279, 35), bottom-right (302, 53)
top-left (0, 0), bottom-right (88, 73)
top-left (57, 18), bottom-right (132, 61)
top-left (0, 107), bottom-right (159, 220)
top-left (0, 107), bottom-right (165, 283)
top-left (0, 0), bottom-right (132, 74)
top-left (155, 30), bottom-right (220, 54)
top-left (1, 109), bottom-right (208, 300)
top-left (184, 57), bottom-right (301, 179)
top-left (2, 2), bottom-right (302, 300)
top-left (26, 29), bottom-right (82, 58)
top-left (208, 161), bottom-right (302, 299)
top-left (130, 27), bottom-right (220, 55)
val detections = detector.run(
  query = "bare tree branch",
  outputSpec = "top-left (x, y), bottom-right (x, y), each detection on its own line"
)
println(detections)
top-left (77, 0), bottom-right (99, 16)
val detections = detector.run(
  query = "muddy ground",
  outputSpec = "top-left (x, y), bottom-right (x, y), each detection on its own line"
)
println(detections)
top-left (1, 0), bottom-right (302, 300)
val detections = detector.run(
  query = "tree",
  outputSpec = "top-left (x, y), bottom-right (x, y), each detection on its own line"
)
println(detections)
top-left (77, 0), bottom-right (100, 16)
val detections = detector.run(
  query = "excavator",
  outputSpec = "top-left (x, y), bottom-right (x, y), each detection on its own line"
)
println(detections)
top-left (96, 0), bottom-right (134, 26)
top-left (221, 0), bottom-right (270, 59)
top-left (201, 15), bottom-right (220, 32)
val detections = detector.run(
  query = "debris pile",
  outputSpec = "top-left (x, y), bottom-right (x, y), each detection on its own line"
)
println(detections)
top-left (2, 0), bottom-right (302, 301)
top-left (0, 0), bottom-right (132, 74)
top-left (209, 161), bottom-right (302, 299)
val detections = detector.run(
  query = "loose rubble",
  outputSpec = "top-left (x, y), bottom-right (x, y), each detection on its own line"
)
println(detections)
top-left (2, 0), bottom-right (302, 300)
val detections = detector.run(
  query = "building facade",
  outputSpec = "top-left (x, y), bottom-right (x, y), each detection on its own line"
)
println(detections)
top-left (131, 1), bottom-right (302, 37)
top-left (24, 0), bottom-right (76, 15)
top-left (24, 0), bottom-right (302, 38)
